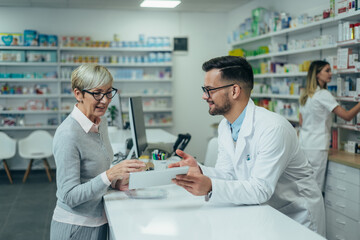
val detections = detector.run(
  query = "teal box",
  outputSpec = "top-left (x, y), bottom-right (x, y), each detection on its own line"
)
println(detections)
top-left (26, 51), bottom-right (57, 62)
top-left (39, 34), bottom-right (48, 46)
top-left (48, 35), bottom-right (58, 47)
top-left (0, 33), bottom-right (23, 46)
top-left (0, 50), bottom-right (25, 62)
top-left (24, 29), bottom-right (38, 46)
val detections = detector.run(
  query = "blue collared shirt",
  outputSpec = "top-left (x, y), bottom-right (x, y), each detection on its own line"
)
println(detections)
top-left (228, 106), bottom-right (247, 142)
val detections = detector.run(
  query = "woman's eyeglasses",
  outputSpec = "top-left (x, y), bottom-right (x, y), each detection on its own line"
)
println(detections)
top-left (82, 87), bottom-right (118, 101)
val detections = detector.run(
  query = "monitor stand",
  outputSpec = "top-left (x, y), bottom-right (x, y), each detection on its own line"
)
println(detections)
top-left (126, 146), bottom-right (136, 160)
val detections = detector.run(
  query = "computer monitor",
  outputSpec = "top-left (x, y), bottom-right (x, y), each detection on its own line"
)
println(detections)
top-left (127, 96), bottom-right (148, 159)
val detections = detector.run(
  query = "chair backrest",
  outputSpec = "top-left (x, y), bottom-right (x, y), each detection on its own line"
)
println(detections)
top-left (18, 130), bottom-right (53, 159)
top-left (0, 132), bottom-right (16, 159)
top-left (203, 137), bottom-right (218, 167)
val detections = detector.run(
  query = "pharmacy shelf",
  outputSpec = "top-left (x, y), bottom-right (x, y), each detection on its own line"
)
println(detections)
top-left (0, 94), bottom-right (60, 98)
top-left (0, 46), bottom-right (58, 50)
top-left (59, 47), bottom-right (172, 52)
top-left (246, 44), bottom-right (337, 61)
top-left (254, 72), bottom-right (307, 78)
top-left (0, 62), bottom-right (57, 66)
top-left (59, 63), bottom-right (172, 67)
top-left (59, 78), bottom-right (172, 83)
top-left (0, 41), bottom-right (174, 130)
top-left (59, 93), bottom-right (173, 98)
top-left (120, 93), bottom-right (173, 98)
top-left (251, 93), bottom-right (300, 100)
top-left (0, 78), bottom-right (58, 82)
top-left (0, 110), bottom-right (58, 114)
top-left (113, 78), bottom-right (172, 83)
top-left (231, 10), bottom-right (360, 48)
top-left (123, 108), bottom-right (173, 113)
top-left (0, 125), bottom-right (58, 130)
top-left (337, 39), bottom-right (360, 47)
top-left (336, 96), bottom-right (360, 102)
top-left (333, 68), bottom-right (360, 74)
top-left (333, 123), bottom-right (360, 132)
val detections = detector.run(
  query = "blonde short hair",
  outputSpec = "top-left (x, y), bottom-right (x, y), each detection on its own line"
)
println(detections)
top-left (71, 64), bottom-right (113, 91)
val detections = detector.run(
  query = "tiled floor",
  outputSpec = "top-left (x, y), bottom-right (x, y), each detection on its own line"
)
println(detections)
top-left (0, 170), bottom-right (57, 240)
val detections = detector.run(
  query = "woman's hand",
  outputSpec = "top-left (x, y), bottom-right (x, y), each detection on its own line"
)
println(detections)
top-left (106, 159), bottom-right (146, 183)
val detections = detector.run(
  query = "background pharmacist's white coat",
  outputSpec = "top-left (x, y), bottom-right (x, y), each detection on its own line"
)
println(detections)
top-left (201, 99), bottom-right (325, 236)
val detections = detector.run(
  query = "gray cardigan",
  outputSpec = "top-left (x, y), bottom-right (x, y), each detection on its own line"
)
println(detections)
top-left (53, 115), bottom-right (113, 218)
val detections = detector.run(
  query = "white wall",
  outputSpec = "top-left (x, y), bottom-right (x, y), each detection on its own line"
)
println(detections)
top-left (0, 7), bottom-right (227, 169)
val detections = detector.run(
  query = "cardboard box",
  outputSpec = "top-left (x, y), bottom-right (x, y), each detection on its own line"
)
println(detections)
top-left (0, 33), bottom-right (23, 46)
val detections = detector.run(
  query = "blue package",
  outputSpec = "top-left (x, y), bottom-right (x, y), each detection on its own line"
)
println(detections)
top-left (39, 34), bottom-right (48, 46)
top-left (24, 30), bottom-right (38, 46)
top-left (48, 35), bottom-right (58, 47)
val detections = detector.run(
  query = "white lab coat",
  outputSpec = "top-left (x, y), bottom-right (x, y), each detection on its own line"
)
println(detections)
top-left (201, 99), bottom-right (325, 236)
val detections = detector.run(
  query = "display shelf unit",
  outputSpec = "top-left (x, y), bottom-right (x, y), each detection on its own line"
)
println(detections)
top-left (254, 72), bottom-right (307, 78)
top-left (0, 43), bottom-right (174, 130)
top-left (230, 12), bottom-right (360, 125)
top-left (58, 45), bottom-right (174, 128)
top-left (251, 93), bottom-right (300, 100)
top-left (231, 10), bottom-right (360, 48)
top-left (231, 11), bottom-right (360, 238)
top-left (246, 44), bottom-right (337, 61)
top-left (0, 45), bottom-right (59, 130)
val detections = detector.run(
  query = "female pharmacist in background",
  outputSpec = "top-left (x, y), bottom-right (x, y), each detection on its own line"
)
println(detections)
top-left (299, 60), bottom-right (360, 191)
top-left (50, 64), bottom-right (145, 240)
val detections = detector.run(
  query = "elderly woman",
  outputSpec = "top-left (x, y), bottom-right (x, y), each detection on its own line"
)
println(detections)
top-left (50, 64), bottom-right (145, 240)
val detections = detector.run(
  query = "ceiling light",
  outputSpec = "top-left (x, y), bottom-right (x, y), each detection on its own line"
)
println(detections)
top-left (140, 0), bottom-right (181, 8)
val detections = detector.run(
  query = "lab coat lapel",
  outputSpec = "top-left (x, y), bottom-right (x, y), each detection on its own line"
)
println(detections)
top-left (221, 122), bottom-right (236, 158)
top-left (234, 99), bottom-right (254, 158)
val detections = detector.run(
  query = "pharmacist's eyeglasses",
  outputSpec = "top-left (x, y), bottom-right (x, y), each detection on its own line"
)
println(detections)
top-left (201, 84), bottom-right (235, 98)
top-left (82, 88), bottom-right (118, 101)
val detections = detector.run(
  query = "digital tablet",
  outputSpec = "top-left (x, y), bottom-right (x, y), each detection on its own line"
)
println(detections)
top-left (128, 166), bottom-right (189, 190)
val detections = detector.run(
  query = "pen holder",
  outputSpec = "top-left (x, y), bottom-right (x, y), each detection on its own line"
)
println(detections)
top-left (152, 159), bottom-right (168, 171)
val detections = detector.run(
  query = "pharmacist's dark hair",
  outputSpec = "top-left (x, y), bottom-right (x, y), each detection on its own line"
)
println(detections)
top-left (202, 56), bottom-right (254, 95)
top-left (300, 60), bottom-right (330, 106)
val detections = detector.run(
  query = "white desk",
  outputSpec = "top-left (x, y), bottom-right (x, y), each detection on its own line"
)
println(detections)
top-left (104, 185), bottom-right (325, 240)
top-left (108, 128), bottom-right (177, 154)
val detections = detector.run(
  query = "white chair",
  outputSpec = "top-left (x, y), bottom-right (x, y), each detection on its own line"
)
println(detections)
top-left (0, 132), bottom-right (16, 184)
top-left (203, 137), bottom-right (218, 167)
top-left (18, 130), bottom-right (53, 183)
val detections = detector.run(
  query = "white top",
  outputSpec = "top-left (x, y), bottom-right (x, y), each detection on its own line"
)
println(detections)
top-left (52, 105), bottom-right (111, 227)
top-left (104, 185), bottom-right (325, 240)
top-left (299, 87), bottom-right (339, 150)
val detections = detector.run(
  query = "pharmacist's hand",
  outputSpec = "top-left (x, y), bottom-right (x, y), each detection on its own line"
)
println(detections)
top-left (172, 173), bottom-right (212, 196)
top-left (106, 159), bottom-right (145, 183)
top-left (168, 149), bottom-right (202, 175)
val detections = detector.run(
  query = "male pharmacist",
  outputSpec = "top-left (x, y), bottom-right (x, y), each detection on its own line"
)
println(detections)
top-left (169, 56), bottom-right (325, 236)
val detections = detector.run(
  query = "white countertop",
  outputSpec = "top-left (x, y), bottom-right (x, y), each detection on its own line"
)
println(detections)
top-left (104, 184), bottom-right (325, 240)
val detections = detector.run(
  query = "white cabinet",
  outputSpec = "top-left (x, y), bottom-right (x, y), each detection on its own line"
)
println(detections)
top-left (325, 161), bottom-right (360, 240)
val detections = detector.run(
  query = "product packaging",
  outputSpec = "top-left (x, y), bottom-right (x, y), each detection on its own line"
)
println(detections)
top-left (24, 30), bottom-right (38, 46)
top-left (0, 33), bottom-right (23, 46)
